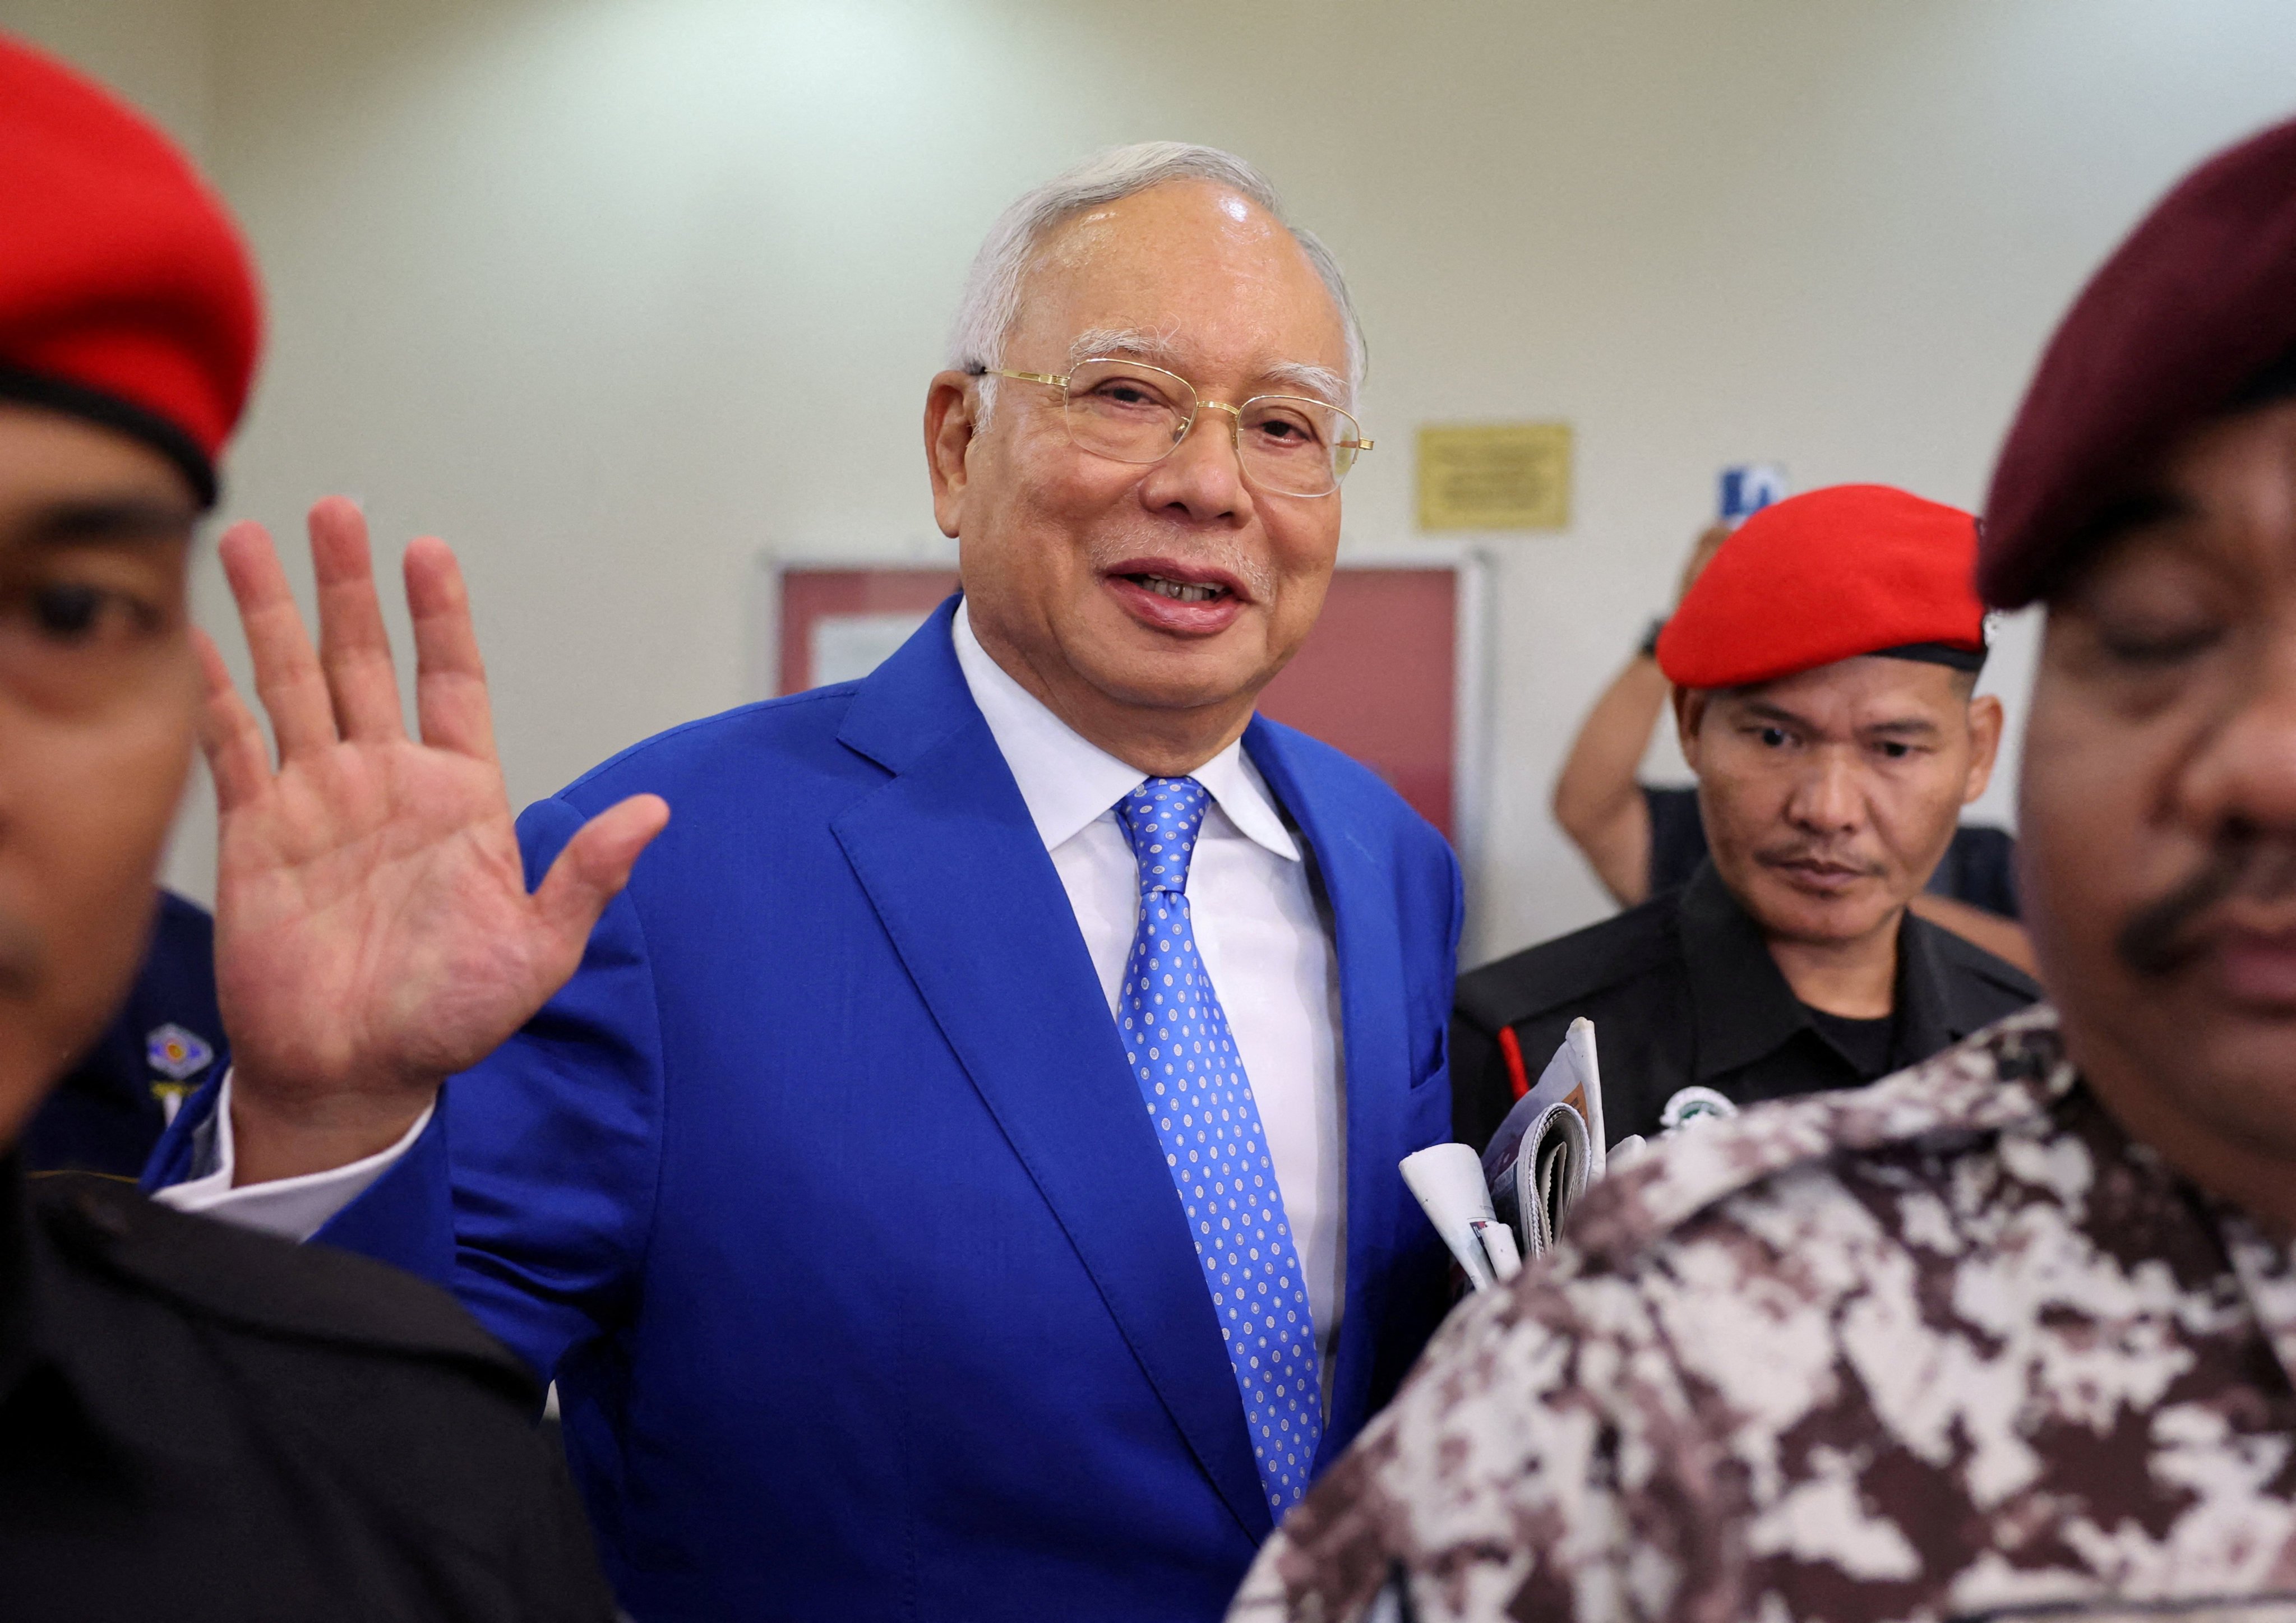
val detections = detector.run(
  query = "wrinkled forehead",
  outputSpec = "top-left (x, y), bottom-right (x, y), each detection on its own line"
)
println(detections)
top-left (1710, 655), bottom-right (1973, 727)
top-left (1005, 181), bottom-right (1350, 389)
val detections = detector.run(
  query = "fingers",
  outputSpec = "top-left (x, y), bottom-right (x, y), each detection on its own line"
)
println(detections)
top-left (193, 627), bottom-right (273, 812)
top-left (310, 496), bottom-right (408, 743)
top-left (218, 519), bottom-right (338, 760)
top-left (530, 795), bottom-right (672, 965)
top-left (405, 535), bottom-right (498, 761)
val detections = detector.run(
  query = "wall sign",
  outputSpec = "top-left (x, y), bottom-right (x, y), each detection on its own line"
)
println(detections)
top-left (1417, 422), bottom-right (1572, 531)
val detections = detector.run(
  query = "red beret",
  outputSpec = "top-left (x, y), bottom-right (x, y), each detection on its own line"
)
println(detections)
top-left (1656, 484), bottom-right (1985, 690)
top-left (1981, 115), bottom-right (2296, 607)
top-left (0, 34), bottom-right (261, 505)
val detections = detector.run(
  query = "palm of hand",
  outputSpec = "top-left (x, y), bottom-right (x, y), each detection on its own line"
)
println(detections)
top-left (202, 500), bottom-right (666, 1167)
top-left (218, 737), bottom-right (548, 1105)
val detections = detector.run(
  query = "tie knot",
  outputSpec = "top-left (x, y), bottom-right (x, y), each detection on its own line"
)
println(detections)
top-left (1115, 776), bottom-right (1212, 895)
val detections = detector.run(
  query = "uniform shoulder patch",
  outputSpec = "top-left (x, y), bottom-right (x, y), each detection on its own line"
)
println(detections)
top-left (1558, 1004), bottom-right (2071, 1272)
top-left (1454, 892), bottom-right (1681, 1033)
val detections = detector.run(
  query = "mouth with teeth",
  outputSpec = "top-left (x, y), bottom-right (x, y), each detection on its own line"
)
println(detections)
top-left (1131, 574), bottom-right (1230, 604)
top-left (1102, 557), bottom-right (1251, 635)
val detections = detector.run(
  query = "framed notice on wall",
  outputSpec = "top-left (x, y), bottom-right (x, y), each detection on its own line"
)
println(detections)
top-left (1417, 422), bottom-right (1572, 531)
top-left (756, 554), bottom-right (1490, 863)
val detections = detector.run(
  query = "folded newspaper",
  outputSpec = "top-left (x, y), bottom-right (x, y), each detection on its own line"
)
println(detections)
top-left (1401, 1018), bottom-right (1642, 1292)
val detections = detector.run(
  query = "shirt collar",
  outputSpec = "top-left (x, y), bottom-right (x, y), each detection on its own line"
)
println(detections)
top-left (1677, 860), bottom-right (1967, 1081)
top-left (1677, 862), bottom-right (1815, 1082)
top-left (952, 599), bottom-right (1300, 861)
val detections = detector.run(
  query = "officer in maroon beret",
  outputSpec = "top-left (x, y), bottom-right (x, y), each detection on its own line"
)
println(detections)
top-left (0, 34), bottom-right (618, 1618)
top-left (1231, 113), bottom-right (2296, 1623)
top-left (1453, 483), bottom-right (2039, 1149)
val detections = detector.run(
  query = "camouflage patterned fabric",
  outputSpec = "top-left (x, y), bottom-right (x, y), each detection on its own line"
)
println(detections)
top-left (1229, 1006), bottom-right (2296, 1622)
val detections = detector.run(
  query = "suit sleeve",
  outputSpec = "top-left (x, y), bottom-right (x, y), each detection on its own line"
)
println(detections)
top-left (313, 794), bottom-right (670, 1382)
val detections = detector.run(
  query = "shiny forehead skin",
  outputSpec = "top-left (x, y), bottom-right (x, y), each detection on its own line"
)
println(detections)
top-left (1003, 181), bottom-right (1350, 397)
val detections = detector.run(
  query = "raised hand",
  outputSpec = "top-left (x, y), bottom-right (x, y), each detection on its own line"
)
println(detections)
top-left (201, 498), bottom-right (668, 1183)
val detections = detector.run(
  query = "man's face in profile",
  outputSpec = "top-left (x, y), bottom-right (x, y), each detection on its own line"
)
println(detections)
top-left (930, 179), bottom-right (1351, 733)
top-left (1680, 657), bottom-right (2002, 949)
top-left (2022, 397), bottom-right (2296, 1164)
top-left (0, 404), bottom-right (199, 1145)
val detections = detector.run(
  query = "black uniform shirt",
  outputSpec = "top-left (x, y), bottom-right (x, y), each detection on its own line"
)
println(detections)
top-left (1450, 861), bottom-right (2041, 1149)
top-left (0, 1157), bottom-right (615, 1622)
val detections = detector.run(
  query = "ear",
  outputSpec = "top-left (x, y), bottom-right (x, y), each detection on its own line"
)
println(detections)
top-left (1961, 692), bottom-right (2006, 806)
top-left (925, 370), bottom-right (980, 540)
top-left (1674, 685), bottom-right (1707, 771)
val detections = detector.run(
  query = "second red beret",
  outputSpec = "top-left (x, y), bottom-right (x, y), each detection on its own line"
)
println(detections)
top-left (1656, 484), bottom-right (1985, 691)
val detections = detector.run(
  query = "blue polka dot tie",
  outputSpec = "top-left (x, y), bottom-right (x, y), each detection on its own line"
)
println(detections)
top-left (1115, 776), bottom-right (1323, 1516)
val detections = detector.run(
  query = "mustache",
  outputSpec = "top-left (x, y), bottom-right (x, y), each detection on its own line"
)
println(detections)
top-left (1084, 531), bottom-right (1277, 602)
top-left (2116, 828), bottom-right (2296, 977)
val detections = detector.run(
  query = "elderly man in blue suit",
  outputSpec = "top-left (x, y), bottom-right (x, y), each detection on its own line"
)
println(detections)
top-left (156, 144), bottom-right (1458, 1621)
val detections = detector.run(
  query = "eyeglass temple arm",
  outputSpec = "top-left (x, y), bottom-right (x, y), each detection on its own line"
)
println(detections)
top-left (968, 366), bottom-right (1067, 387)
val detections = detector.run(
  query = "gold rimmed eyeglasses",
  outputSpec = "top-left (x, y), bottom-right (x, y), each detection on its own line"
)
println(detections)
top-left (968, 357), bottom-right (1372, 498)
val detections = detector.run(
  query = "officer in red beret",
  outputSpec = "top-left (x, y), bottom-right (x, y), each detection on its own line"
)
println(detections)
top-left (1232, 112), bottom-right (2296, 1623)
top-left (1453, 482), bottom-right (2039, 1148)
top-left (0, 34), bottom-right (617, 1617)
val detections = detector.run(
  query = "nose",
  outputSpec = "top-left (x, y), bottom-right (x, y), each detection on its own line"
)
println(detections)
top-left (1135, 401), bottom-right (1253, 526)
top-left (2178, 622), bottom-right (2296, 837)
top-left (1784, 747), bottom-right (1865, 837)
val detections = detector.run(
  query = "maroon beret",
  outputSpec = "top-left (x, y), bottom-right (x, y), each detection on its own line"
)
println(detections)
top-left (1981, 115), bottom-right (2296, 607)
top-left (0, 34), bottom-right (262, 505)
top-left (1657, 484), bottom-right (1985, 690)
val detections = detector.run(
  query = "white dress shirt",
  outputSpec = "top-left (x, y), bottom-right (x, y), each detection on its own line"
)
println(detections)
top-left (949, 605), bottom-right (1347, 1360)
top-left (160, 604), bottom-right (1349, 1363)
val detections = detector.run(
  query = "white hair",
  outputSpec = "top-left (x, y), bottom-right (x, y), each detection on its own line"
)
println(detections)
top-left (946, 142), bottom-right (1366, 419)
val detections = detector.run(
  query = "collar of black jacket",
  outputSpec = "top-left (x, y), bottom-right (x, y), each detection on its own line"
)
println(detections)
top-left (1676, 859), bottom-right (1966, 1084)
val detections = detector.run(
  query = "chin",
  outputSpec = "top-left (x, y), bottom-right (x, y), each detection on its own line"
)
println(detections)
top-left (2142, 1018), bottom-right (2296, 1157)
top-left (0, 1030), bottom-right (58, 1147)
top-left (1073, 638), bottom-right (1268, 713)
top-left (1747, 885), bottom-right (1894, 945)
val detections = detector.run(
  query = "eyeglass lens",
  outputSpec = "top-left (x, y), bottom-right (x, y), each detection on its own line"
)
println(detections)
top-left (1060, 359), bottom-right (1360, 496)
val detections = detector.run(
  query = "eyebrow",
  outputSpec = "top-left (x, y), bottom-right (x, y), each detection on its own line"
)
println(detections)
top-left (2072, 488), bottom-right (2200, 557)
top-left (1734, 698), bottom-right (1942, 738)
top-left (1068, 329), bottom-right (1352, 409)
top-left (1069, 327), bottom-right (1184, 370)
top-left (16, 495), bottom-right (200, 547)
top-left (1259, 360), bottom-right (1350, 409)
top-left (1735, 699), bottom-right (1814, 730)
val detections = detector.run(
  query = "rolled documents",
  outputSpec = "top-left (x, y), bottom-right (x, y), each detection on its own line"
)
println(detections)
top-left (1400, 1143), bottom-right (1504, 1292)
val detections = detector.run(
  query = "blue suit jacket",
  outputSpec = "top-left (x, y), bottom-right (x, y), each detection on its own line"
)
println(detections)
top-left (162, 600), bottom-right (1458, 1621)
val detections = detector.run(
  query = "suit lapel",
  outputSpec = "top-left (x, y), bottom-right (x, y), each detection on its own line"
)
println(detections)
top-left (1242, 720), bottom-right (1413, 1462)
top-left (833, 605), bottom-right (1272, 1541)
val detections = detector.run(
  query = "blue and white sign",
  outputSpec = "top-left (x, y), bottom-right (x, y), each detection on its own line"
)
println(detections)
top-left (1718, 463), bottom-right (1789, 524)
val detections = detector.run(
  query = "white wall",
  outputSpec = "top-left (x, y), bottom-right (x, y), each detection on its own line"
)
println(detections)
top-left (13, 0), bottom-right (2296, 961)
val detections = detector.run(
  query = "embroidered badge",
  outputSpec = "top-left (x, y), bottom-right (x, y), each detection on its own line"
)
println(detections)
top-left (1659, 1084), bottom-right (1738, 1133)
top-left (145, 1022), bottom-right (215, 1081)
